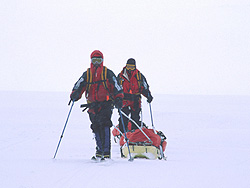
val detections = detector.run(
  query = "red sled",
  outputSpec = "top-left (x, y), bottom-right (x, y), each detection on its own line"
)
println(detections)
top-left (112, 122), bottom-right (167, 160)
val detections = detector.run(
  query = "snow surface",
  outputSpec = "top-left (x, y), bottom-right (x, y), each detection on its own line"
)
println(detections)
top-left (0, 91), bottom-right (250, 188)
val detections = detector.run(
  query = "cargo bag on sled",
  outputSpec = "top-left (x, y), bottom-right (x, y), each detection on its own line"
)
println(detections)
top-left (112, 124), bottom-right (167, 159)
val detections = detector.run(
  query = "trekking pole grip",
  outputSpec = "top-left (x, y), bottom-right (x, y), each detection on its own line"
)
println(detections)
top-left (68, 100), bottom-right (72, 106)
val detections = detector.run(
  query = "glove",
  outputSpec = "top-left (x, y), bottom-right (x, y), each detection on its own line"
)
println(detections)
top-left (70, 91), bottom-right (80, 102)
top-left (147, 92), bottom-right (153, 103)
top-left (114, 97), bottom-right (123, 109)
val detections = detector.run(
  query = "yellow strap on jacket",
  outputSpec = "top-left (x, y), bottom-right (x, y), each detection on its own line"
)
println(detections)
top-left (120, 71), bottom-right (142, 89)
top-left (86, 66), bottom-right (108, 94)
top-left (136, 71), bottom-right (142, 89)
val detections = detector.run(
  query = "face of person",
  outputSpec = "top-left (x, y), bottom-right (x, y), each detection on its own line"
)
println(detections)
top-left (91, 57), bottom-right (103, 65)
top-left (126, 64), bottom-right (135, 74)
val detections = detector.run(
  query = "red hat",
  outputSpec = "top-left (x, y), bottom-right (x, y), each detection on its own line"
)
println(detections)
top-left (90, 50), bottom-right (103, 59)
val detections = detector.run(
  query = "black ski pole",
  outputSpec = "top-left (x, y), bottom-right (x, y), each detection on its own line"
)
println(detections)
top-left (53, 101), bottom-right (75, 159)
top-left (118, 108), bottom-right (134, 162)
top-left (149, 103), bottom-right (155, 133)
top-left (149, 103), bottom-right (165, 160)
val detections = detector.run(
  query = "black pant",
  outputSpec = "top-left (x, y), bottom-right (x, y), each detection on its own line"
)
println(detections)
top-left (88, 102), bottom-right (113, 156)
top-left (118, 106), bottom-right (141, 133)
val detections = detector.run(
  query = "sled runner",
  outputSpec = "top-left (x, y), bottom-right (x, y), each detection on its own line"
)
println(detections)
top-left (112, 122), bottom-right (167, 160)
top-left (122, 145), bottom-right (161, 159)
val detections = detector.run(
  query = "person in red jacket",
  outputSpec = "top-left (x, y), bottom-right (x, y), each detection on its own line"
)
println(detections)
top-left (70, 50), bottom-right (124, 160)
top-left (118, 58), bottom-right (153, 133)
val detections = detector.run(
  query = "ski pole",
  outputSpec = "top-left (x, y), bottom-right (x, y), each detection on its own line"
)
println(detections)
top-left (118, 108), bottom-right (134, 162)
top-left (140, 108), bottom-right (143, 128)
top-left (149, 103), bottom-right (165, 160)
top-left (149, 103), bottom-right (156, 134)
top-left (53, 101), bottom-right (75, 159)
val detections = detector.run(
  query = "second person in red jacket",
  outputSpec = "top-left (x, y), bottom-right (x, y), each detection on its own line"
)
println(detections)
top-left (118, 58), bottom-right (153, 133)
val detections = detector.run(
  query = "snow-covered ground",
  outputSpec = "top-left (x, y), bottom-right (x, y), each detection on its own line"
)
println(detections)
top-left (0, 91), bottom-right (249, 188)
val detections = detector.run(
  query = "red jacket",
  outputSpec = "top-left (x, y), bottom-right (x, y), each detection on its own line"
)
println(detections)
top-left (118, 67), bottom-right (151, 110)
top-left (70, 52), bottom-right (123, 111)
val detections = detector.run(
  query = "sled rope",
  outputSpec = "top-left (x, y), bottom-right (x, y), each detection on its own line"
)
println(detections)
top-left (118, 109), bottom-right (134, 161)
top-left (120, 111), bottom-right (152, 143)
top-left (112, 124), bottom-right (124, 137)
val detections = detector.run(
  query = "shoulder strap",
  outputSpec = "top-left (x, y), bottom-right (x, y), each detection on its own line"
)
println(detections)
top-left (86, 66), bottom-right (109, 95)
top-left (102, 66), bottom-right (112, 101)
top-left (101, 66), bottom-right (108, 91)
top-left (118, 73), bottom-right (124, 85)
top-left (86, 68), bottom-right (92, 93)
top-left (136, 70), bottom-right (142, 89)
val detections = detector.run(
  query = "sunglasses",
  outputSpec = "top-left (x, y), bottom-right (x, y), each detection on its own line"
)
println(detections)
top-left (126, 64), bottom-right (136, 71)
top-left (91, 58), bottom-right (103, 65)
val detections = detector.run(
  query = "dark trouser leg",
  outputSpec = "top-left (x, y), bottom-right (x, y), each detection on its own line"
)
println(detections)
top-left (94, 126), bottom-right (110, 158)
top-left (94, 131), bottom-right (102, 157)
top-left (118, 106), bottom-right (130, 133)
top-left (89, 104), bottom-right (112, 158)
top-left (103, 126), bottom-right (111, 158)
top-left (131, 106), bottom-right (141, 130)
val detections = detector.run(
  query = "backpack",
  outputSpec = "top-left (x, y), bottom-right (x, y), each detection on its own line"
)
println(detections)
top-left (119, 70), bottom-right (142, 90)
top-left (86, 66), bottom-right (109, 95)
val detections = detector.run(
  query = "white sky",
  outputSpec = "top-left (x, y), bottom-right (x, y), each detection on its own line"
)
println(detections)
top-left (1, 0), bottom-right (250, 95)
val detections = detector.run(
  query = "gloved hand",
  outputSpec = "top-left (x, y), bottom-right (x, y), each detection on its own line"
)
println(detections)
top-left (114, 97), bottom-right (123, 109)
top-left (70, 91), bottom-right (80, 102)
top-left (147, 92), bottom-right (153, 103)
